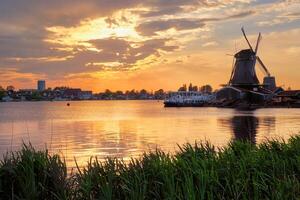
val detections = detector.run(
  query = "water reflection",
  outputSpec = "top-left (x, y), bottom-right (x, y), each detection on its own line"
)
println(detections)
top-left (231, 116), bottom-right (258, 143)
top-left (0, 101), bottom-right (299, 169)
top-left (219, 112), bottom-right (276, 144)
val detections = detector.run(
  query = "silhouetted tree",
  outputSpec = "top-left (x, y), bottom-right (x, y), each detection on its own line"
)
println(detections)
top-left (139, 89), bottom-right (148, 99)
top-left (193, 86), bottom-right (198, 91)
top-left (0, 86), bottom-right (6, 99)
top-left (154, 89), bottom-right (165, 99)
top-left (200, 85), bottom-right (213, 93)
top-left (6, 85), bottom-right (15, 91)
top-left (54, 86), bottom-right (69, 91)
top-left (115, 90), bottom-right (123, 95)
top-left (188, 83), bottom-right (193, 92)
top-left (31, 91), bottom-right (42, 100)
top-left (178, 84), bottom-right (187, 92)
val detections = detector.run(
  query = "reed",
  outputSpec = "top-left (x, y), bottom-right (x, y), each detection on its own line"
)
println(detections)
top-left (0, 143), bottom-right (69, 200)
top-left (1, 136), bottom-right (300, 199)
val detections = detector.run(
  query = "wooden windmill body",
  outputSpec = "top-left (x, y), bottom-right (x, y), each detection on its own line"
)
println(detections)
top-left (216, 28), bottom-right (277, 105)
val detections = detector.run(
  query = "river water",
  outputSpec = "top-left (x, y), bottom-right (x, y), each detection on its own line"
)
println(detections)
top-left (0, 100), bottom-right (299, 168)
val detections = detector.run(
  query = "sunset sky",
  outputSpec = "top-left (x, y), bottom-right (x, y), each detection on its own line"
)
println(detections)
top-left (0, 0), bottom-right (299, 92)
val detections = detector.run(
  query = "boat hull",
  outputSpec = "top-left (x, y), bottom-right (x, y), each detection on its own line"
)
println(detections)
top-left (164, 101), bottom-right (204, 107)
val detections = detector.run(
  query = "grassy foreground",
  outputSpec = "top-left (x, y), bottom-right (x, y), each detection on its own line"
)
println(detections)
top-left (1, 137), bottom-right (300, 200)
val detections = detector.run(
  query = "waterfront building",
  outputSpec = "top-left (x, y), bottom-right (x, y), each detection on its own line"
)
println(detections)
top-left (19, 89), bottom-right (38, 95)
top-left (63, 88), bottom-right (81, 99)
top-left (2, 96), bottom-right (13, 102)
top-left (80, 91), bottom-right (93, 100)
top-left (276, 90), bottom-right (300, 103)
top-left (37, 80), bottom-right (46, 91)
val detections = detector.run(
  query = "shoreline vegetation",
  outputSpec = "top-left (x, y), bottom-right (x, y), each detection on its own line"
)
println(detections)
top-left (1, 137), bottom-right (300, 199)
top-left (0, 84), bottom-right (212, 102)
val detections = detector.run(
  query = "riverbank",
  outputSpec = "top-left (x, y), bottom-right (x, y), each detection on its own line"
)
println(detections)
top-left (1, 137), bottom-right (300, 199)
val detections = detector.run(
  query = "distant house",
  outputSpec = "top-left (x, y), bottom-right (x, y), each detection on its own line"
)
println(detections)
top-left (19, 89), bottom-right (37, 94)
top-left (63, 88), bottom-right (82, 99)
top-left (18, 89), bottom-right (38, 100)
top-left (80, 91), bottom-right (93, 100)
top-left (2, 96), bottom-right (13, 102)
top-left (61, 89), bottom-right (93, 100)
top-left (276, 90), bottom-right (300, 102)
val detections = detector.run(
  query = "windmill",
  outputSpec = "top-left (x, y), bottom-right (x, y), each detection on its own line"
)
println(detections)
top-left (228, 27), bottom-right (276, 90)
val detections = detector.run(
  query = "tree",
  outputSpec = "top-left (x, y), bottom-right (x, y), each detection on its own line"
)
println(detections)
top-left (104, 89), bottom-right (112, 94)
top-left (155, 89), bottom-right (164, 95)
top-left (31, 91), bottom-right (42, 100)
top-left (54, 86), bottom-right (69, 91)
top-left (188, 83), bottom-right (193, 92)
top-left (140, 89), bottom-right (147, 95)
top-left (178, 84), bottom-right (187, 92)
top-left (6, 85), bottom-right (15, 91)
top-left (114, 90), bottom-right (124, 99)
top-left (0, 86), bottom-right (6, 100)
top-left (192, 86), bottom-right (198, 91)
top-left (139, 89), bottom-right (148, 99)
top-left (129, 89), bottom-right (136, 95)
top-left (200, 85), bottom-right (213, 93)
top-left (102, 89), bottom-right (113, 99)
top-left (115, 90), bottom-right (123, 95)
top-left (154, 89), bottom-right (165, 99)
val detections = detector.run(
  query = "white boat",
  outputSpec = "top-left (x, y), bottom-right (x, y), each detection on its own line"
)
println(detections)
top-left (164, 91), bottom-right (215, 107)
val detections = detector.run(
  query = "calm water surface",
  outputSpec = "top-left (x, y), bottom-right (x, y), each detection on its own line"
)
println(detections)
top-left (0, 100), bottom-right (300, 168)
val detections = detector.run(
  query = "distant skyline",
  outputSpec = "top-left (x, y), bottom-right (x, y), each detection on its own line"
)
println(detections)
top-left (0, 0), bottom-right (300, 92)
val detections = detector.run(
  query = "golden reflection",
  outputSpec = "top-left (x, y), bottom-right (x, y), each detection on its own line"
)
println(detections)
top-left (1, 102), bottom-right (300, 171)
top-left (218, 111), bottom-right (277, 144)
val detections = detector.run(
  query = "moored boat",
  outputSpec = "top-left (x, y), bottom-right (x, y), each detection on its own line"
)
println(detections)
top-left (164, 91), bottom-right (215, 107)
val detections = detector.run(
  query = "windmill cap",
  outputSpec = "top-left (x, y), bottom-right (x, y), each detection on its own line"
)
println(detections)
top-left (235, 49), bottom-right (255, 58)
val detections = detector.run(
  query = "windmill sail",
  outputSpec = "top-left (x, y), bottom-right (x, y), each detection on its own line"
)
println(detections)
top-left (241, 27), bottom-right (254, 51)
top-left (254, 33), bottom-right (261, 54)
top-left (256, 56), bottom-right (270, 77)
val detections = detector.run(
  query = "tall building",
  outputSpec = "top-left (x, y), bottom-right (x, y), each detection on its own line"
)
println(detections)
top-left (37, 80), bottom-right (46, 91)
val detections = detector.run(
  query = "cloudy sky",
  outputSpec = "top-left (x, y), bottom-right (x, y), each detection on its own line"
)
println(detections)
top-left (0, 0), bottom-right (300, 92)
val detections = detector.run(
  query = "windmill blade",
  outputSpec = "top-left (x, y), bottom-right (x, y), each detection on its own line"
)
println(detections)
top-left (226, 53), bottom-right (234, 56)
top-left (241, 27), bottom-right (254, 52)
top-left (254, 32), bottom-right (262, 55)
top-left (235, 41), bottom-right (237, 53)
top-left (228, 45), bottom-right (237, 84)
top-left (256, 56), bottom-right (270, 77)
